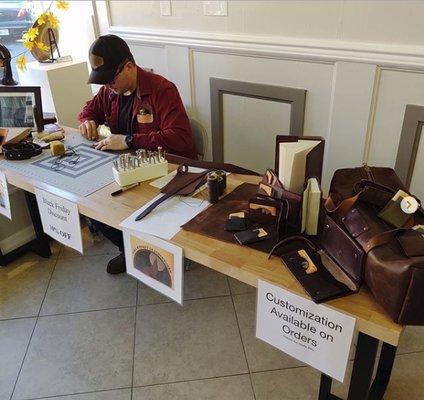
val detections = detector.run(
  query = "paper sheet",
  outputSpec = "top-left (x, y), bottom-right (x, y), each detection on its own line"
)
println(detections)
top-left (120, 193), bottom-right (210, 240)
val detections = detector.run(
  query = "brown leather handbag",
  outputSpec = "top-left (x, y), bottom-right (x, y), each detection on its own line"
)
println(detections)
top-left (328, 166), bottom-right (424, 325)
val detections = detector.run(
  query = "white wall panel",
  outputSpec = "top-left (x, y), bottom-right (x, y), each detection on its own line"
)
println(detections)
top-left (129, 44), bottom-right (168, 78)
top-left (193, 51), bottom-right (334, 162)
top-left (368, 70), bottom-right (424, 168)
top-left (165, 46), bottom-right (192, 111)
top-left (323, 62), bottom-right (376, 192)
top-left (222, 94), bottom-right (291, 172)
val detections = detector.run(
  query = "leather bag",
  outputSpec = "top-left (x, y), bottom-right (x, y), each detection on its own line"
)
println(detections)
top-left (328, 166), bottom-right (424, 325)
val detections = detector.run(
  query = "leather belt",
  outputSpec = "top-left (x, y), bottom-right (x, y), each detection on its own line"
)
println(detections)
top-left (2, 141), bottom-right (42, 160)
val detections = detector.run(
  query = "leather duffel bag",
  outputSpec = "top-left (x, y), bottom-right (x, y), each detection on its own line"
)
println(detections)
top-left (327, 165), bottom-right (424, 325)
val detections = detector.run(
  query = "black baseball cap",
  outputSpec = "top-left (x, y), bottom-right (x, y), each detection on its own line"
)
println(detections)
top-left (88, 34), bottom-right (133, 84)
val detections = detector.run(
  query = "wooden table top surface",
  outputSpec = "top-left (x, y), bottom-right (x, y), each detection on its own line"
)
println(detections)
top-left (0, 131), bottom-right (404, 346)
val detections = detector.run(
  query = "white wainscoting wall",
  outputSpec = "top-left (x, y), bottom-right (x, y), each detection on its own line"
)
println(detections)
top-left (94, 0), bottom-right (424, 193)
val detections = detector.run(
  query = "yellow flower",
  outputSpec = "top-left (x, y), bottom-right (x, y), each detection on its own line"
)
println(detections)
top-left (16, 54), bottom-right (27, 72)
top-left (22, 27), bottom-right (39, 42)
top-left (35, 41), bottom-right (49, 51)
top-left (47, 12), bottom-right (59, 29)
top-left (23, 40), bottom-right (34, 51)
top-left (56, 1), bottom-right (69, 11)
top-left (37, 12), bottom-right (47, 25)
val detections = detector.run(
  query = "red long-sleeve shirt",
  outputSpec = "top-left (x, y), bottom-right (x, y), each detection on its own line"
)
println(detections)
top-left (78, 67), bottom-right (197, 159)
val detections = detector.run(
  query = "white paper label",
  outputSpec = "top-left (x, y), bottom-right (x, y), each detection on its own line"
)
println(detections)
top-left (256, 280), bottom-right (356, 382)
top-left (0, 171), bottom-right (11, 219)
top-left (35, 188), bottom-right (83, 253)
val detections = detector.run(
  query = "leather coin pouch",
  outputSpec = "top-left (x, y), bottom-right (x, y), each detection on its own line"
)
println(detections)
top-left (234, 228), bottom-right (270, 245)
top-left (225, 214), bottom-right (252, 232)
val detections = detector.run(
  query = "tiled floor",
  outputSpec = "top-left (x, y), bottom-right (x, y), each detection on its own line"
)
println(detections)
top-left (1, 233), bottom-right (424, 400)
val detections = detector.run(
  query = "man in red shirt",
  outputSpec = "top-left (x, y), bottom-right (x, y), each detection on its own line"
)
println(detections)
top-left (78, 34), bottom-right (196, 274)
top-left (79, 34), bottom-right (196, 157)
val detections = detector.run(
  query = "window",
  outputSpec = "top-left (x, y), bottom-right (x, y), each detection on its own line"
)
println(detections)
top-left (0, 1), bottom-right (36, 80)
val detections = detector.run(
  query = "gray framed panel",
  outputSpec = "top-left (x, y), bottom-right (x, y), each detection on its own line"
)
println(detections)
top-left (210, 78), bottom-right (306, 162)
top-left (394, 104), bottom-right (424, 187)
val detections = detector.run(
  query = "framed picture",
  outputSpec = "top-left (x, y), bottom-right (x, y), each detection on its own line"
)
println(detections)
top-left (0, 86), bottom-right (43, 131)
top-left (123, 229), bottom-right (184, 304)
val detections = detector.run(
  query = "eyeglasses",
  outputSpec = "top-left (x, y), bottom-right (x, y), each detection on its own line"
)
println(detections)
top-left (108, 60), bottom-right (128, 85)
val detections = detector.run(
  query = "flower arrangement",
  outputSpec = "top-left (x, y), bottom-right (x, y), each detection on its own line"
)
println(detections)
top-left (16, 0), bottom-right (69, 71)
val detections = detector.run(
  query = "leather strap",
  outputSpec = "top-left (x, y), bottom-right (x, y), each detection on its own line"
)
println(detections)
top-left (269, 235), bottom-right (318, 259)
top-left (165, 154), bottom-right (260, 176)
top-left (325, 190), bottom-right (363, 218)
top-left (135, 164), bottom-right (212, 221)
top-left (364, 228), bottom-right (407, 253)
top-left (353, 179), bottom-right (397, 197)
top-left (2, 141), bottom-right (42, 160)
top-left (326, 179), bottom-right (421, 219)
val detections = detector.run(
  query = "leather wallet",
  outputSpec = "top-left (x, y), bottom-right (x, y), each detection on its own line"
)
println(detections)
top-left (258, 169), bottom-right (285, 198)
top-left (256, 169), bottom-right (302, 230)
top-left (234, 228), bottom-right (270, 245)
top-left (225, 217), bottom-right (252, 231)
top-left (248, 195), bottom-right (281, 224)
top-left (378, 190), bottom-right (415, 228)
top-left (279, 246), bottom-right (352, 303)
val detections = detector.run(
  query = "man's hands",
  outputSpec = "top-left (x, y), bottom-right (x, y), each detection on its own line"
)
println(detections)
top-left (94, 134), bottom-right (129, 151)
top-left (79, 120), bottom-right (98, 141)
top-left (79, 120), bottom-right (128, 150)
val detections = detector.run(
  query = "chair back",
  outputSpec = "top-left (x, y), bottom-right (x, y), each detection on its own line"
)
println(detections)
top-left (189, 118), bottom-right (207, 160)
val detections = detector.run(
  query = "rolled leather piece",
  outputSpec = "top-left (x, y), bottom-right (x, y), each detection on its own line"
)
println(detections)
top-left (164, 154), bottom-right (260, 176)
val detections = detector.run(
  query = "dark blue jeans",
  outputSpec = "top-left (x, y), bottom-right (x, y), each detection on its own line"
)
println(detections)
top-left (89, 219), bottom-right (124, 253)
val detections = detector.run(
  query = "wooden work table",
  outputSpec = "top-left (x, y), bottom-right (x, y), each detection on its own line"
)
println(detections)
top-left (1, 128), bottom-right (406, 400)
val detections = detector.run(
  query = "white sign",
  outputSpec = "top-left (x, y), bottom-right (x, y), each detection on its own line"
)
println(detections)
top-left (0, 171), bottom-right (11, 219)
top-left (35, 188), bottom-right (83, 253)
top-left (123, 229), bottom-right (184, 304)
top-left (256, 280), bottom-right (356, 382)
